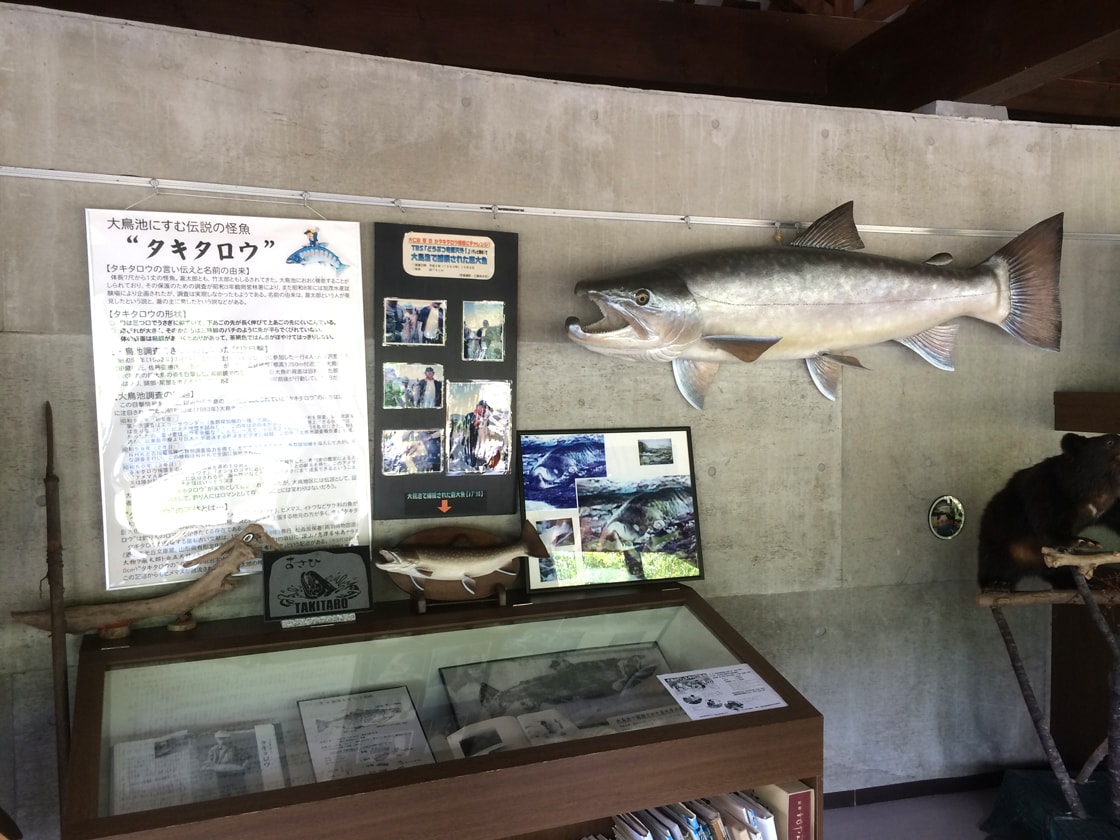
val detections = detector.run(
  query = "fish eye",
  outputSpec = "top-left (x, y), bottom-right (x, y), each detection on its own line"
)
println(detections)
top-left (634, 289), bottom-right (651, 306)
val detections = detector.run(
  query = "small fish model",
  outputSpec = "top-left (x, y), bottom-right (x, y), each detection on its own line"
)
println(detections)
top-left (376, 520), bottom-right (549, 595)
top-left (566, 202), bottom-right (1063, 407)
top-left (286, 227), bottom-right (348, 275)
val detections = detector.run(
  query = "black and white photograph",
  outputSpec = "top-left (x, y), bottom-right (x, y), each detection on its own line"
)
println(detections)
top-left (111, 723), bottom-right (287, 815)
top-left (447, 708), bottom-right (581, 758)
top-left (439, 641), bottom-right (672, 730)
top-left (298, 686), bottom-right (434, 781)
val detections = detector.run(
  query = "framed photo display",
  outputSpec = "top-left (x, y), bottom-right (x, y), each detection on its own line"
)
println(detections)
top-left (439, 641), bottom-right (674, 731)
top-left (297, 687), bottom-right (434, 781)
top-left (373, 223), bottom-right (519, 519)
top-left (111, 722), bottom-right (288, 815)
top-left (518, 427), bottom-right (703, 593)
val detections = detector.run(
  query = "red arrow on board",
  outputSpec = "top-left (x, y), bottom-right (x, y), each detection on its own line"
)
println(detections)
top-left (437, 499), bottom-right (452, 513)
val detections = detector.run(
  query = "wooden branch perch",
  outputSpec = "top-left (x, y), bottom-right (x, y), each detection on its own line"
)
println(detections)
top-left (1044, 547), bottom-right (1120, 579)
top-left (976, 589), bottom-right (1120, 608)
top-left (11, 524), bottom-right (280, 635)
top-left (976, 548), bottom-right (1120, 607)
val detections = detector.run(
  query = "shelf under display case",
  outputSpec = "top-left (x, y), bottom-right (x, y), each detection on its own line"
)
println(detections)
top-left (63, 585), bottom-right (823, 840)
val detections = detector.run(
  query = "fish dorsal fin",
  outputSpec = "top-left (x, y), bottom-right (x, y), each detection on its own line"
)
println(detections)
top-left (703, 335), bottom-right (781, 363)
top-left (789, 201), bottom-right (865, 251)
top-left (806, 353), bottom-right (865, 400)
top-left (925, 252), bottom-right (953, 266)
top-left (672, 359), bottom-right (721, 409)
top-left (894, 324), bottom-right (959, 371)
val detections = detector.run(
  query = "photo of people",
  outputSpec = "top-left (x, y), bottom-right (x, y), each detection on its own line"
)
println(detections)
top-left (446, 381), bottom-right (513, 476)
top-left (381, 429), bottom-right (443, 476)
top-left (462, 301), bottom-right (505, 361)
top-left (382, 363), bottom-right (444, 409)
top-left (383, 298), bottom-right (447, 345)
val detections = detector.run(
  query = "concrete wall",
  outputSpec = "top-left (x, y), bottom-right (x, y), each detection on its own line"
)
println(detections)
top-left (5, 3), bottom-right (1120, 836)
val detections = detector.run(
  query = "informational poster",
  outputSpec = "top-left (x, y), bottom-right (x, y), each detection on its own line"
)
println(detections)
top-left (111, 723), bottom-right (287, 815)
top-left (658, 664), bottom-right (788, 720)
top-left (86, 210), bottom-right (371, 589)
top-left (373, 223), bottom-right (518, 519)
top-left (298, 687), bottom-right (434, 781)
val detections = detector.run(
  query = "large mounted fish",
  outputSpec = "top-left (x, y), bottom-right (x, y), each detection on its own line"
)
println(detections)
top-left (566, 202), bottom-right (1063, 407)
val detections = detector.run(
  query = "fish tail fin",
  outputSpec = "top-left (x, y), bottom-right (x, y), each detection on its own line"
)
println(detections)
top-left (521, 519), bottom-right (550, 558)
top-left (989, 213), bottom-right (1063, 351)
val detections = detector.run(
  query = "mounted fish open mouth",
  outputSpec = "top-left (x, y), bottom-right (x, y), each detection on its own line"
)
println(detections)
top-left (566, 290), bottom-right (652, 343)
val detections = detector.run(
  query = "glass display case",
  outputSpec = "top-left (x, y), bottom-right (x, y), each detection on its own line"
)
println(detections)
top-left (63, 585), bottom-right (822, 840)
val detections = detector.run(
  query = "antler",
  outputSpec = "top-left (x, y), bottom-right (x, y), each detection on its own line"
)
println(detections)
top-left (11, 524), bottom-right (280, 635)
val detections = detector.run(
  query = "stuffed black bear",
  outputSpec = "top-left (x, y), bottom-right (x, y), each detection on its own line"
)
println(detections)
top-left (977, 433), bottom-right (1120, 590)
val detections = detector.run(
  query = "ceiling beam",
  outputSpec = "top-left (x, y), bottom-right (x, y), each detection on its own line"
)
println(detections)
top-left (23, 0), bottom-right (879, 100)
top-left (1005, 78), bottom-right (1120, 124)
top-left (829, 0), bottom-right (1120, 112)
top-left (856, 0), bottom-right (913, 22)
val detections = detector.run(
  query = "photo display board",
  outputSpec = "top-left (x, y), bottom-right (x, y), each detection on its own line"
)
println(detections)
top-left (519, 427), bottom-right (704, 593)
top-left (373, 223), bottom-right (519, 519)
top-left (86, 210), bottom-right (372, 589)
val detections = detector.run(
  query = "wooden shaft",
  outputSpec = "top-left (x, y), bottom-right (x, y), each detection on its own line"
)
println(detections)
top-left (43, 402), bottom-right (70, 808)
top-left (990, 605), bottom-right (1087, 819)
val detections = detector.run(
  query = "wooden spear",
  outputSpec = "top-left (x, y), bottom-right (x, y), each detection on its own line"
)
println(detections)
top-left (43, 402), bottom-right (69, 807)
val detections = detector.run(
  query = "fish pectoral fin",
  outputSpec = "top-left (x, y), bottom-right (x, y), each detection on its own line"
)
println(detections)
top-left (924, 252), bottom-right (953, 266)
top-left (672, 359), bottom-right (721, 410)
top-left (788, 201), bottom-right (865, 251)
top-left (703, 335), bottom-right (781, 363)
top-left (895, 324), bottom-right (958, 371)
top-left (461, 575), bottom-right (477, 595)
top-left (805, 355), bottom-right (855, 400)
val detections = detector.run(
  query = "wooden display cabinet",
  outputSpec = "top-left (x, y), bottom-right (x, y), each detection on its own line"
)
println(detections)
top-left (63, 585), bottom-right (823, 840)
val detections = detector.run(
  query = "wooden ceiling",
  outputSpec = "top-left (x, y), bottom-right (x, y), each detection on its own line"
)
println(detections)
top-left (23, 0), bottom-right (1120, 125)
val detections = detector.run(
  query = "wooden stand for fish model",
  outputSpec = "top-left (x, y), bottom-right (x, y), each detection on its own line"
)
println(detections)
top-left (384, 525), bottom-right (517, 614)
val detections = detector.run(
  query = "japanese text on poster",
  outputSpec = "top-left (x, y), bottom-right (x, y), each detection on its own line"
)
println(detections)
top-left (86, 209), bottom-right (371, 589)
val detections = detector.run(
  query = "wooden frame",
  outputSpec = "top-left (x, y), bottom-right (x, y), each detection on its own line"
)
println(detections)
top-left (63, 586), bottom-right (822, 840)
